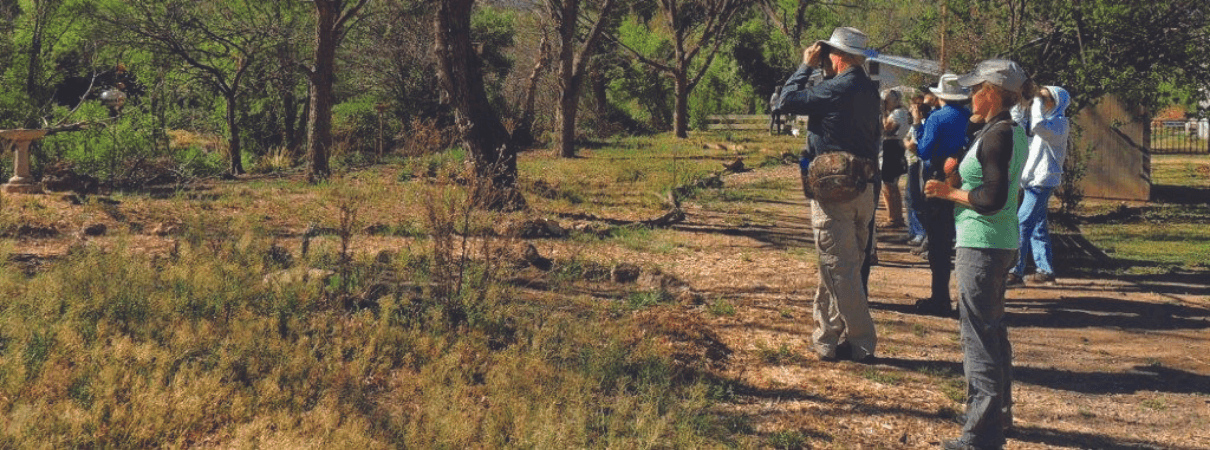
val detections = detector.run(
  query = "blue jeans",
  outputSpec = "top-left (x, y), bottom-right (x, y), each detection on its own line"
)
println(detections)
top-left (1013, 187), bottom-right (1054, 276)
top-left (956, 247), bottom-right (1016, 449)
top-left (905, 161), bottom-right (926, 240)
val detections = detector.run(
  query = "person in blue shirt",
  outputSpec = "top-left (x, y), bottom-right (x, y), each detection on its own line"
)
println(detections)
top-left (777, 26), bottom-right (881, 363)
top-left (906, 74), bottom-right (972, 317)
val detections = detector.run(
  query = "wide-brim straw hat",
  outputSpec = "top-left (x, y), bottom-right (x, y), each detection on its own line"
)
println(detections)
top-left (956, 59), bottom-right (1028, 94)
top-left (929, 74), bottom-right (970, 101)
top-left (815, 27), bottom-right (869, 57)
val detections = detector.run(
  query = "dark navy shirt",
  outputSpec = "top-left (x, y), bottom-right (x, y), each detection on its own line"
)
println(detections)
top-left (777, 64), bottom-right (881, 161)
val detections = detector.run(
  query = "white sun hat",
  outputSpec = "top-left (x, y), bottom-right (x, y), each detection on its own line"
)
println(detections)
top-left (929, 73), bottom-right (970, 102)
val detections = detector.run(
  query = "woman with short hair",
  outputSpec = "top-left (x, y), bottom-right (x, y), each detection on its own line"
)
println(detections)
top-left (925, 59), bottom-right (1034, 450)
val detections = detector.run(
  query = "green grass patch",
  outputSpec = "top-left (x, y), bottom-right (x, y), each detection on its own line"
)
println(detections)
top-left (1081, 223), bottom-right (1210, 269)
top-left (707, 298), bottom-right (737, 317)
top-left (860, 367), bottom-right (904, 385)
top-left (608, 224), bottom-right (680, 253)
top-left (1141, 397), bottom-right (1168, 411)
top-left (754, 341), bottom-right (802, 365)
top-left (767, 429), bottom-right (808, 450)
top-left (941, 378), bottom-right (967, 404)
top-left (626, 289), bottom-right (674, 310)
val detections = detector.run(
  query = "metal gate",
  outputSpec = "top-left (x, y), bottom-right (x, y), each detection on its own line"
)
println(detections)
top-left (1150, 119), bottom-right (1210, 154)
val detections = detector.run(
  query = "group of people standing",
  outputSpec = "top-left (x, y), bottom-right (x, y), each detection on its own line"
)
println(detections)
top-left (775, 26), bottom-right (1071, 450)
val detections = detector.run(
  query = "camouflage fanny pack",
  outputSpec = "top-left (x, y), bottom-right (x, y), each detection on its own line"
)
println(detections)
top-left (800, 151), bottom-right (879, 203)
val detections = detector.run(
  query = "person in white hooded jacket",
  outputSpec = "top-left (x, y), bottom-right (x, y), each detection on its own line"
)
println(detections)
top-left (1009, 85), bottom-right (1071, 285)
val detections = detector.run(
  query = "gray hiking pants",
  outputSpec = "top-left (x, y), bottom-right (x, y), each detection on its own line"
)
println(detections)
top-left (810, 183), bottom-right (877, 360)
top-left (956, 247), bottom-right (1017, 449)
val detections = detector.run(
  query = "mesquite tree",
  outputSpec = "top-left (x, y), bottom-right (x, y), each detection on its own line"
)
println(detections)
top-left (99, 1), bottom-right (276, 176)
top-left (610, 0), bottom-right (750, 138)
top-left (302, 0), bottom-right (369, 180)
top-left (549, 0), bottom-right (616, 157)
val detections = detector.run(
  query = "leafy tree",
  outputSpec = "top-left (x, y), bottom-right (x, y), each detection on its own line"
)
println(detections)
top-left (98, 1), bottom-right (281, 176)
top-left (609, 0), bottom-right (751, 138)
top-left (545, 0), bottom-right (617, 157)
top-left (302, 0), bottom-right (369, 180)
top-left (1006, 0), bottom-right (1210, 113)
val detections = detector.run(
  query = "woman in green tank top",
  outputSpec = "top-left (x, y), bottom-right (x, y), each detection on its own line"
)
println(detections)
top-left (924, 59), bottom-right (1034, 450)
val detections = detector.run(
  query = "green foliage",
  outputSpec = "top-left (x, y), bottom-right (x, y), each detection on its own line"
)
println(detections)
top-left (707, 297), bottom-right (736, 317)
top-left (471, 5), bottom-right (516, 115)
top-left (768, 429), bottom-right (807, 449)
top-left (625, 289), bottom-right (673, 310)
top-left (0, 213), bottom-right (735, 447)
top-left (332, 93), bottom-right (383, 155)
top-left (729, 15), bottom-right (800, 100)
top-left (689, 56), bottom-right (756, 130)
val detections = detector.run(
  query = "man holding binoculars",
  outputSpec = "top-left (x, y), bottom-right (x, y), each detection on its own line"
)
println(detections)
top-left (775, 27), bottom-right (881, 363)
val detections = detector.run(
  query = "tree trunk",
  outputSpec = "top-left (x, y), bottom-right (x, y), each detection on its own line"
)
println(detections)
top-left (556, 0), bottom-right (580, 158)
top-left (225, 92), bottom-right (245, 175)
top-left (672, 70), bottom-right (690, 139)
top-left (512, 36), bottom-right (548, 149)
top-left (591, 69), bottom-right (609, 115)
top-left (283, 84), bottom-right (299, 155)
top-left (435, 0), bottom-right (524, 210)
top-left (25, 6), bottom-right (44, 98)
top-left (307, 1), bottom-right (339, 179)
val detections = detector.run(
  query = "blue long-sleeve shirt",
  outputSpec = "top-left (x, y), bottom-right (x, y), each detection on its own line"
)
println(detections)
top-left (914, 103), bottom-right (972, 177)
top-left (777, 64), bottom-right (880, 161)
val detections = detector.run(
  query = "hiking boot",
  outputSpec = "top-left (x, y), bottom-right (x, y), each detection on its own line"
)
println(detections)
top-left (1025, 272), bottom-right (1055, 284)
top-left (1005, 273), bottom-right (1024, 287)
top-left (820, 341), bottom-right (874, 363)
top-left (914, 298), bottom-right (954, 318)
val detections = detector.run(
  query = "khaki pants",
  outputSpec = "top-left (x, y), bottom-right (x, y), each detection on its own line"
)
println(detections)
top-left (810, 183), bottom-right (878, 359)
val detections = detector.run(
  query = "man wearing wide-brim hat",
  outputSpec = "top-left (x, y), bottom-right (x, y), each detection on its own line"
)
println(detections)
top-left (906, 73), bottom-right (974, 318)
top-left (775, 26), bottom-right (881, 363)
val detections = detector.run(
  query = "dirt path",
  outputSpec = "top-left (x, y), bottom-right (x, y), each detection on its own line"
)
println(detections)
top-left (4, 159), bottom-right (1206, 448)
top-left (656, 165), bottom-right (1210, 449)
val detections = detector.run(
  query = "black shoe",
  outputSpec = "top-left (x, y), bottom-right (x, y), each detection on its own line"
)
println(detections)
top-left (915, 298), bottom-right (954, 318)
top-left (833, 341), bottom-right (853, 360)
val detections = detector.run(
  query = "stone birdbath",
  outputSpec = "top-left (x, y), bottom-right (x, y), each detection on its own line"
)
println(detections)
top-left (0, 129), bottom-right (50, 194)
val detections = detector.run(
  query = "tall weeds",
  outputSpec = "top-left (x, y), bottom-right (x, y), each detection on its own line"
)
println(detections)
top-left (0, 176), bottom-right (738, 447)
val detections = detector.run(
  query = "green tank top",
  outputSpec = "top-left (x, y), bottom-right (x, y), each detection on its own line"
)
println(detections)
top-left (954, 124), bottom-right (1029, 249)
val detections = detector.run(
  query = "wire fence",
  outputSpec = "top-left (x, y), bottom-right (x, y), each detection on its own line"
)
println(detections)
top-left (1150, 119), bottom-right (1210, 154)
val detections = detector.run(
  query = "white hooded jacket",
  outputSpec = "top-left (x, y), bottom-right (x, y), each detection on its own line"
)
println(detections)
top-left (1019, 86), bottom-right (1071, 189)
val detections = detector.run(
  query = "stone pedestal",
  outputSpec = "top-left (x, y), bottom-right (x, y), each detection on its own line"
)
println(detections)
top-left (1, 129), bottom-right (49, 194)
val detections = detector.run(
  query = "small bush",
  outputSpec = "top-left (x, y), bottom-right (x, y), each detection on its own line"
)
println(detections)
top-left (708, 298), bottom-right (737, 317)
top-left (768, 430), bottom-right (807, 450)
top-left (626, 289), bottom-right (673, 310)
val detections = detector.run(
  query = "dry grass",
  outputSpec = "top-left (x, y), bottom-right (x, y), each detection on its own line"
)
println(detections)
top-left (1, 131), bottom-right (1208, 449)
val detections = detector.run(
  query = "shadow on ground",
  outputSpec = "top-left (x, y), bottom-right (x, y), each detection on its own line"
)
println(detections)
top-left (1005, 296), bottom-right (1210, 330)
top-left (877, 357), bottom-right (1210, 396)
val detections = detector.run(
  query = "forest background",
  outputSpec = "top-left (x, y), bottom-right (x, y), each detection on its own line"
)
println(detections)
top-left (0, 0), bottom-right (1206, 194)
